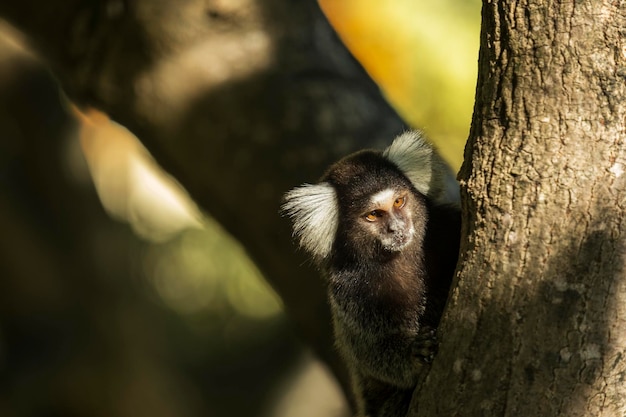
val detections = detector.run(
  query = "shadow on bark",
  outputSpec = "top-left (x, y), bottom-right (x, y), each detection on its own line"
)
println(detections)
top-left (412, 193), bottom-right (625, 416)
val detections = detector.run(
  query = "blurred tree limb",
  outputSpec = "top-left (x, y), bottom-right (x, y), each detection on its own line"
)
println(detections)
top-left (0, 0), bottom-right (406, 407)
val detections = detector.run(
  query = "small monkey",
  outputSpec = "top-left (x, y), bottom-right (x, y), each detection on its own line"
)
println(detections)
top-left (282, 131), bottom-right (461, 417)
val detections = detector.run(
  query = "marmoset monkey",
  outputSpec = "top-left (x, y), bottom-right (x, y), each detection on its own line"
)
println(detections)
top-left (282, 131), bottom-right (461, 417)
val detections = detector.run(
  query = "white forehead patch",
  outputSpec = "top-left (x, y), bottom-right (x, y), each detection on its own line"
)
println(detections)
top-left (369, 188), bottom-right (395, 207)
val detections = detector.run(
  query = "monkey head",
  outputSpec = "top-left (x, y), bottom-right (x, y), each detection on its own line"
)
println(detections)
top-left (281, 131), bottom-right (459, 262)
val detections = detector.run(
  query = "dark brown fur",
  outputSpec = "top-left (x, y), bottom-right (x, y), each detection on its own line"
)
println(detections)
top-left (282, 134), bottom-right (460, 417)
top-left (321, 151), bottom-right (459, 416)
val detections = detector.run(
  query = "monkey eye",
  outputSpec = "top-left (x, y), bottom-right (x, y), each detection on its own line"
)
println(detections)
top-left (393, 196), bottom-right (406, 208)
top-left (365, 210), bottom-right (383, 222)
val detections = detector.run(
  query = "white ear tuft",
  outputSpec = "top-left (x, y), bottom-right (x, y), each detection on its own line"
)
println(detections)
top-left (383, 130), bottom-right (460, 207)
top-left (281, 182), bottom-right (338, 259)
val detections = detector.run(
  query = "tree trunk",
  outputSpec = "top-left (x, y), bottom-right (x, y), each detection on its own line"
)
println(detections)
top-left (412, 1), bottom-right (626, 416)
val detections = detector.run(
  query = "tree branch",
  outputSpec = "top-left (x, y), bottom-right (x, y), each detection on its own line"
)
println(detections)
top-left (0, 0), bottom-right (408, 404)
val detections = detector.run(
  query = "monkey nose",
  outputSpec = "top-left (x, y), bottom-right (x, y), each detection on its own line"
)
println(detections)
top-left (387, 219), bottom-right (402, 233)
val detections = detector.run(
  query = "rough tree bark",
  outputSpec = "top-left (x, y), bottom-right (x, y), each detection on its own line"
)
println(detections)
top-left (411, 1), bottom-right (626, 416)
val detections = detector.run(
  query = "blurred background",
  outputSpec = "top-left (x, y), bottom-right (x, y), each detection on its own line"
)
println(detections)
top-left (0, 1), bottom-right (479, 416)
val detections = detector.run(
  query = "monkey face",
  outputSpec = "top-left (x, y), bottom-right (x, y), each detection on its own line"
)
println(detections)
top-left (360, 188), bottom-right (417, 253)
top-left (282, 136), bottom-right (444, 263)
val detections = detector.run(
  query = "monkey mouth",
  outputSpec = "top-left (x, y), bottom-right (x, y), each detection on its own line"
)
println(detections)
top-left (380, 233), bottom-right (413, 253)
